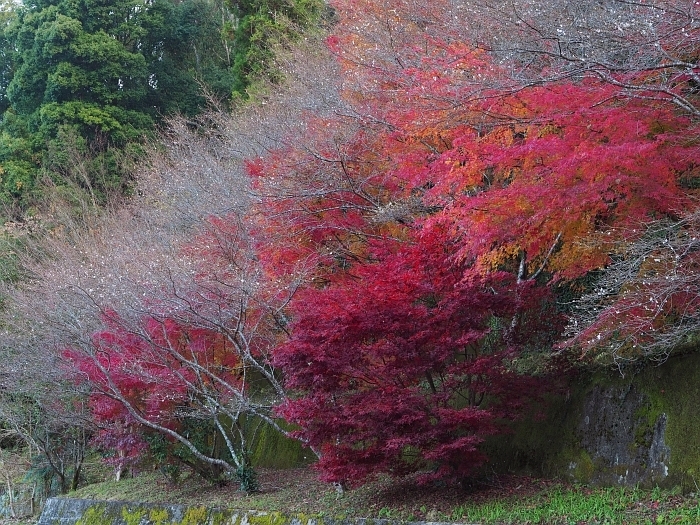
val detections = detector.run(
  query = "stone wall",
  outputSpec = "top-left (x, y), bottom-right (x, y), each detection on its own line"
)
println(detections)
top-left (575, 384), bottom-right (670, 486)
top-left (37, 498), bottom-right (468, 525)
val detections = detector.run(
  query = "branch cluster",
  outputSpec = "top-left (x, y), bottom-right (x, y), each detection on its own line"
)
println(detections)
top-left (458, 0), bottom-right (700, 116)
top-left (566, 209), bottom-right (700, 365)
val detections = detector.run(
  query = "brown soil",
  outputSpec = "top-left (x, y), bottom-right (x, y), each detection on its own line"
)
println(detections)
top-left (142, 467), bottom-right (560, 520)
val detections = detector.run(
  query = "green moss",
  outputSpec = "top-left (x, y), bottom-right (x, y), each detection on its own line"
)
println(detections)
top-left (210, 510), bottom-right (229, 525)
top-left (247, 511), bottom-right (289, 525)
top-left (566, 449), bottom-right (595, 483)
top-left (149, 508), bottom-right (170, 525)
top-left (480, 385), bottom-right (589, 478)
top-left (635, 353), bottom-right (700, 489)
top-left (248, 420), bottom-right (312, 469)
top-left (481, 352), bottom-right (700, 489)
top-left (293, 512), bottom-right (312, 525)
top-left (122, 506), bottom-right (147, 525)
top-left (579, 352), bottom-right (700, 490)
top-left (75, 506), bottom-right (111, 525)
top-left (181, 506), bottom-right (208, 525)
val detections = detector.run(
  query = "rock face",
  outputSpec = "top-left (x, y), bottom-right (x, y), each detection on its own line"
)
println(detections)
top-left (575, 384), bottom-right (670, 486)
top-left (39, 498), bottom-right (99, 525)
top-left (484, 351), bottom-right (700, 489)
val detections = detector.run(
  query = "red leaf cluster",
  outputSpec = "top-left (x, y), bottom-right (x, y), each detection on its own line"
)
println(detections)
top-left (274, 227), bottom-right (553, 484)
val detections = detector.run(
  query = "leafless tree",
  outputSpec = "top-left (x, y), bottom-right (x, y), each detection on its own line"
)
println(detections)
top-left (564, 208), bottom-right (700, 367)
top-left (0, 314), bottom-right (92, 496)
top-left (0, 36), bottom-right (341, 487)
top-left (454, 0), bottom-right (700, 117)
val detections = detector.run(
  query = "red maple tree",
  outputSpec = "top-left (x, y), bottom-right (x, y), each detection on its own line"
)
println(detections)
top-left (250, 0), bottom-right (700, 484)
top-left (58, 0), bottom-right (700, 487)
top-left (274, 223), bottom-right (558, 484)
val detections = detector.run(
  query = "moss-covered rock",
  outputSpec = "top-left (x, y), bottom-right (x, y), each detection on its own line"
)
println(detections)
top-left (39, 499), bottom-right (435, 525)
top-left (247, 421), bottom-right (312, 470)
top-left (484, 351), bottom-right (700, 490)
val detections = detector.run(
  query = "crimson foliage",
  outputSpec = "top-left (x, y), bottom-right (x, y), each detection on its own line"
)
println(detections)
top-left (274, 227), bottom-right (556, 484)
top-left (67, 311), bottom-right (244, 478)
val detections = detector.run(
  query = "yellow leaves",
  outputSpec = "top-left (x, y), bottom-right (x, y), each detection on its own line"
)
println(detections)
top-left (479, 243), bottom-right (521, 273)
top-left (543, 217), bottom-right (607, 276)
top-left (535, 124), bottom-right (563, 139)
top-left (552, 241), bottom-right (609, 278)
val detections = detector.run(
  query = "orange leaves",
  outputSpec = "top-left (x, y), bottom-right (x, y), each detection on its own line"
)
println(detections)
top-left (426, 80), bottom-right (696, 280)
top-left (256, 37), bottom-right (699, 289)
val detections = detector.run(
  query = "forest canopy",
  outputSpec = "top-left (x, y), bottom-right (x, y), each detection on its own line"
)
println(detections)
top-left (0, 0), bottom-right (324, 209)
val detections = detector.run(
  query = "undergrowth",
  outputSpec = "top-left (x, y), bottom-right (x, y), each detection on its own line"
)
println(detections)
top-left (61, 467), bottom-right (700, 525)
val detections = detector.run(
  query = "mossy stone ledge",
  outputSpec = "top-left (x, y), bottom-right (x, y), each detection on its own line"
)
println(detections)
top-left (483, 350), bottom-right (700, 490)
top-left (38, 498), bottom-right (479, 525)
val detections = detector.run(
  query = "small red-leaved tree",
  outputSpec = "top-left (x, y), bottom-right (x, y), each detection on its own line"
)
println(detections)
top-left (274, 225), bottom-right (556, 485)
top-left (65, 212), bottom-right (298, 488)
top-left (69, 311), bottom-right (255, 483)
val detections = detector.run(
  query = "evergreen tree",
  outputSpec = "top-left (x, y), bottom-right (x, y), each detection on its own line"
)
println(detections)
top-left (229, 0), bottom-right (324, 95)
top-left (0, 0), bottom-right (324, 209)
top-left (5, 0), bottom-right (153, 143)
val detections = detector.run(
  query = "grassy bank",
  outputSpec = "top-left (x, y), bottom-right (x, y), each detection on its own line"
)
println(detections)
top-left (56, 467), bottom-right (700, 525)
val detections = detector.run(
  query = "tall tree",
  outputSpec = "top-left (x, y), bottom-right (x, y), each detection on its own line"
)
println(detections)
top-left (249, 0), bottom-right (700, 485)
top-left (0, 0), bottom-right (254, 208)
top-left (0, 2), bottom-right (16, 115)
top-left (0, 94), bottom-right (331, 486)
top-left (5, 0), bottom-right (153, 141)
top-left (228, 0), bottom-right (325, 95)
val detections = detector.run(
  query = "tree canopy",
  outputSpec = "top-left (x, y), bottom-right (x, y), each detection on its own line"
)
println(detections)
top-left (0, 0), bottom-right (698, 492)
top-left (0, 0), bottom-right (323, 208)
